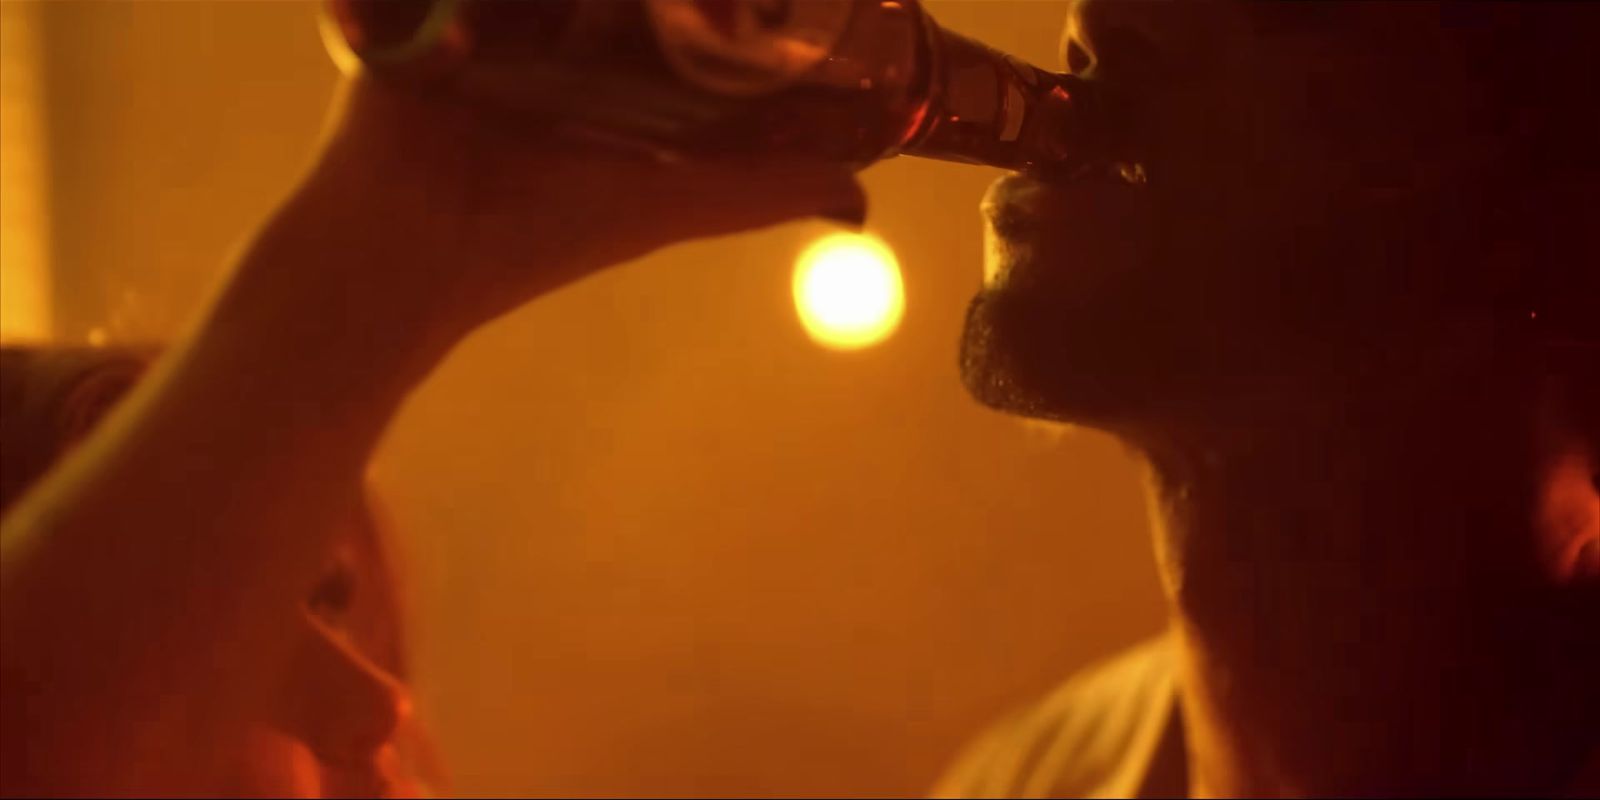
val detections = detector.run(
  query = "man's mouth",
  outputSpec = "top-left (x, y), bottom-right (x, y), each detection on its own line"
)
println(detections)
top-left (982, 161), bottom-right (1149, 242)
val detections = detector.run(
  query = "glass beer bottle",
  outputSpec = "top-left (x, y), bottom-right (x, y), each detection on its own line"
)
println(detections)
top-left (322, 0), bottom-right (1106, 173)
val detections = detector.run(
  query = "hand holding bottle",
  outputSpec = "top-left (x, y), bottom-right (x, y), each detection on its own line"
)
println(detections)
top-left (281, 72), bottom-right (864, 380)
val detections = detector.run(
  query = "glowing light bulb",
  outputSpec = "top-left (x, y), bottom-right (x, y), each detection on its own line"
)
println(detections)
top-left (792, 232), bottom-right (904, 350)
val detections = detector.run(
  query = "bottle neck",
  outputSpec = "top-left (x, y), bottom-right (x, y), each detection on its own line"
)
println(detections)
top-left (899, 24), bottom-right (1103, 173)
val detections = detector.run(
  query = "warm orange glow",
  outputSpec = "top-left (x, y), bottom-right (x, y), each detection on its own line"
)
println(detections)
top-left (0, 0), bottom-right (53, 342)
top-left (30, 3), bottom-right (1163, 795)
top-left (792, 232), bottom-right (904, 350)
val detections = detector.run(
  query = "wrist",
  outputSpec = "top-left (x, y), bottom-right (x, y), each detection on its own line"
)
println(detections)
top-left (199, 175), bottom-right (465, 419)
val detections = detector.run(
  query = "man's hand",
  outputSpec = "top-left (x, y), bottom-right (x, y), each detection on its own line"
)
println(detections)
top-left (1, 65), bottom-right (868, 797)
top-left (283, 74), bottom-right (866, 381)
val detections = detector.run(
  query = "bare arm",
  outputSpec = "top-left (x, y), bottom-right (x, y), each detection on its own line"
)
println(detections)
top-left (0, 77), bottom-right (862, 795)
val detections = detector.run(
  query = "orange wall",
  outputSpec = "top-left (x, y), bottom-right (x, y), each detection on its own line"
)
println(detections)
top-left (33, 1), bottom-right (1165, 795)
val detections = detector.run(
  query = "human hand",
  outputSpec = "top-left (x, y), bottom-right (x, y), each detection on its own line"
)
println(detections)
top-left (275, 73), bottom-right (865, 374)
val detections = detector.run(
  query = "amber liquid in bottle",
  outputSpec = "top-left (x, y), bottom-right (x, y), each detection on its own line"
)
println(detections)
top-left (324, 0), bottom-right (1104, 173)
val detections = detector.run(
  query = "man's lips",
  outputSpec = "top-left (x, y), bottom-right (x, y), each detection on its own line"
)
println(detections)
top-left (977, 166), bottom-right (1156, 291)
top-left (981, 168), bottom-right (1147, 242)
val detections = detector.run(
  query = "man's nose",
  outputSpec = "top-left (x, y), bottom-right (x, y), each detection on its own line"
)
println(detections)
top-left (274, 611), bottom-right (412, 767)
top-left (1062, 0), bottom-right (1231, 84)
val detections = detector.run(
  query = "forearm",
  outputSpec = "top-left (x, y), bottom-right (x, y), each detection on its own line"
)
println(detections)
top-left (0, 70), bottom-right (861, 793)
top-left (0, 176), bottom-right (433, 793)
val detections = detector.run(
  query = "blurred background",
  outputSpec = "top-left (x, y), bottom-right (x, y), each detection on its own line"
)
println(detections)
top-left (0, 1), bottom-right (1163, 795)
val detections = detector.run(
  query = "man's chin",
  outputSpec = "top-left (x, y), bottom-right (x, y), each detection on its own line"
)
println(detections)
top-left (958, 288), bottom-right (1144, 430)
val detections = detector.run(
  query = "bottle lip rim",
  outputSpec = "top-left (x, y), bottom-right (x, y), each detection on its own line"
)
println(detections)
top-left (321, 0), bottom-right (468, 75)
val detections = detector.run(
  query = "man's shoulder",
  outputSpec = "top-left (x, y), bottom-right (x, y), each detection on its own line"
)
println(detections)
top-left (932, 635), bottom-right (1182, 799)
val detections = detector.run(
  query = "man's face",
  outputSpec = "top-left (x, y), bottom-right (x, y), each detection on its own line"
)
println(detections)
top-left (962, 0), bottom-right (1515, 432)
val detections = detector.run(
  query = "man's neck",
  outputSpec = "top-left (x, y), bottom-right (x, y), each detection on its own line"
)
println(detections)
top-left (1132, 391), bottom-right (1597, 796)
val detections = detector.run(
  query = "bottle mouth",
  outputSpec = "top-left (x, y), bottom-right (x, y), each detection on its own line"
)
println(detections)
top-left (335, 0), bottom-right (439, 53)
top-left (326, 0), bottom-right (454, 66)
top-left (1015, 72), bottom-right (1125, 179)
top-left (324, 0), bottom-right (591, 81)
top-left (1023, 70), bottom-right (1160, 188)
